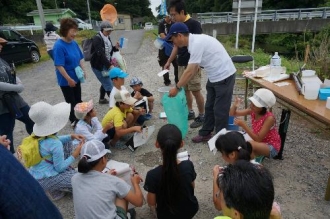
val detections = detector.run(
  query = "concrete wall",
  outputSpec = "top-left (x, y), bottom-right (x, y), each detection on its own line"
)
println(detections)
top-left (202, 19), bottom-right (330, 35)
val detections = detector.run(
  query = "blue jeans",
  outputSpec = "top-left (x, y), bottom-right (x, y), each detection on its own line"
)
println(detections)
top-left (92, 67), bottom-right (113, 92)
top-left (0, 105), bottom-right (34, 153)
top-left (0, 146), bottom-right (62, 218)
top-left (199, 74), bottom-right (236, 136)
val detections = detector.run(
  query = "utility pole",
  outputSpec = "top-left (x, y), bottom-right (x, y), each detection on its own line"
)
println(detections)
top-left (36, 0), bottom-right (46, 33)
top-left (87, 0), bottom-right (92, 25)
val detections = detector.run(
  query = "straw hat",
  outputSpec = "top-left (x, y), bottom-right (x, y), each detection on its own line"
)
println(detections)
top-left (29, 101), bottom-right (70, 137)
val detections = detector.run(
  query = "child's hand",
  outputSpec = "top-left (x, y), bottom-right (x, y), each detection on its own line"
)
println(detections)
top-left (0, 135), bottom-right (11, 150)
top-left (234, 117), bottom-right (246, 127)
top-left (134, 91), bottom-right (142, 100)
top-left (107, 169), bottom-right (117, 176)
top-left (234, 96), bottom-right (243, 107)
top-left (213, 165), bottom-right (221, 179)
top-left (131, 172), bottom-right (143, 184)
top-left (133, 126), bottom-right (142, 133)
top-left (71, 134), bottom-right (85, 142)
top-left (104, 121), bottom-right (114, 132)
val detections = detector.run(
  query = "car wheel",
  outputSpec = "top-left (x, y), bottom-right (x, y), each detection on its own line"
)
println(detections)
top-left (30, 50), bottom-right (40, 63)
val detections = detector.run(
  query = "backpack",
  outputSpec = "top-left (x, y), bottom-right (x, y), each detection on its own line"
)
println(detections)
top-left (82, 34), bottom-right (102, 61)
top-left (17, 134), bottom-right (55, 168)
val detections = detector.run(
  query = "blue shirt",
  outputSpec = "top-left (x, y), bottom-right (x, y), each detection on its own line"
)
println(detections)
top-left (53, 39), bottom-right (84, 86)
top-left (29, 135), bottom-right (75, 180)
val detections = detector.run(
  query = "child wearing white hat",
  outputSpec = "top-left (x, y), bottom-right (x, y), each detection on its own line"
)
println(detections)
top-left (72, 140), bottom-right (143, 219)
top-left (74, 100), bottom-right (113, 144)
top-left (229, 88), bottom-right (281, 159)
top-left (28, 101), bottom-right (85, 201)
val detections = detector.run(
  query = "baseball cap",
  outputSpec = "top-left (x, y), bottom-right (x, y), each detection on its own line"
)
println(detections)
top-left (100, 20), bottom-right (114, 31)
top-left (164, 22), bottom-right (189, 41)
top-left (130, 77), bottom-right (143, 87)
top-left (114, 90), bottom-right (137, 105)
top-left (109, 67), bottom-right (128, 79)
top-left (81, 140), bottom-right (111, 162)
top-left (249, 88), bottom-right (276, 108)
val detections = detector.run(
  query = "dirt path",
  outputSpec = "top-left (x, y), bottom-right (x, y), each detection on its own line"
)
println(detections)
top-left (13, 31), bottom-right (330, 219)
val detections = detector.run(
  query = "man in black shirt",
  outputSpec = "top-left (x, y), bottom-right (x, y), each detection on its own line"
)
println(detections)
top-left (164, 0), bottom-right (205, 129)
top-left (158, 15), bottom-right (178, 86)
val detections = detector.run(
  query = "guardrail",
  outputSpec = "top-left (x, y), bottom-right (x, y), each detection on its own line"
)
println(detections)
top-left (197, 7), bottom-right (330, 24)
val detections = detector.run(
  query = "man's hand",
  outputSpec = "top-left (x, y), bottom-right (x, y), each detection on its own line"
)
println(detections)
top-left (169, 87), bottom-right (179, 97)
top-left (164, 61), bottom-right (171, 70)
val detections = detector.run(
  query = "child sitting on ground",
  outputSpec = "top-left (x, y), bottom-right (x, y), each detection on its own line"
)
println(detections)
top-left (229, 88), bottom-right (281, 159)
top-left (144, 124), bottom-right (199, 219)
top-left (74, 100), bottom-right (113, 144)
top-left (213, 160), bottom-right (280, 219)
top-left (109, 67), bottom-right (144, 124)
top-left (72, 140), bottom-right (144, 219)
top-left (130, 77), bottom-right (154, 119)
top-left (212, 131), bottom-right (282, 219)
top-left (102, 90), bottom-right (142, 149)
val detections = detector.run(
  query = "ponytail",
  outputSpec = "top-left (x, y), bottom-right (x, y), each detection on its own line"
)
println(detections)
top-left (77, 155), bottom-right (101, 173)
top-left (157, 124), bottom-right (182, 214)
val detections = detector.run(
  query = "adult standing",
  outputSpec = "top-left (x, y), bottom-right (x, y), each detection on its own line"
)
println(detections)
top-left (53, 18), bottom-right (85, 125)
top-left (158, 15), bottom-right (178, 86)
top-left (44, 22), bottom-right (60, 60)
top-left (167, 23), bottom-right (236, 143)
top-left (0, 38), bottom-right (34, 153)
top-left (164, 0), bottom-right (205, 129)
top-left (90, 20), bottom-right (120, 104)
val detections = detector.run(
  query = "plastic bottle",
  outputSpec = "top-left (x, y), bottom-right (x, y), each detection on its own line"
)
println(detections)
top-left (271, 52), bottom-right (281, 66)
top-left (119, 37), bottom-right (128, 48)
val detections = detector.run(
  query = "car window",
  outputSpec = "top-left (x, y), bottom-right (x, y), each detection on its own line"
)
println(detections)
top-left (0, 30), bottom-right (20, 41)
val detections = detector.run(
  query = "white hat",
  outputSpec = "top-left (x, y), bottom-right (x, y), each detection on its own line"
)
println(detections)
top-left (81, 140), bottom-right (111, 162)
top-left (29, 101), bottom-right (70, 137)
top-left (114, 90), bottom-right (137, 105)
top-left (74, 100), bottom-right (93, 120)
top-left (249, 88), bottom-right (276, 108)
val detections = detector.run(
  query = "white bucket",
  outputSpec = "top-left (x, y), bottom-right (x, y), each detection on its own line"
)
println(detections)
top-left (302, 82), bottom-right (320, 100)
top-left (158, 86), bottom-right (171, 105)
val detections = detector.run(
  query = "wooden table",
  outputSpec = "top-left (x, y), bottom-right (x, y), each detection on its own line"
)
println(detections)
top-left (247, 77), bottom-right (330, 201)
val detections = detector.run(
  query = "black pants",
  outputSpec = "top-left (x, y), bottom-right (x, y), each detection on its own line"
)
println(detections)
top-left (158, 49), bottom-right (178, 84)
top-left (60, 83), bottom-right (82, 123)
top-left (100, 86), bottom-right (111, 100)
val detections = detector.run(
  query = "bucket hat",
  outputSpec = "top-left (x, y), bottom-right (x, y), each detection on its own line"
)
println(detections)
top-left (44, 22), bottom-right (58, 32)
top-left (249, 88), bottom-right (276, 108)
top-left (74, 100), bottom-right (93, 120)
top-left (114, 90), bottom-right (137, 105)
top-left (29, 101), bottom-right (70, 137)
top-left (81, 140), bottom-right (111, 162)
top-left (130, 77), bottom-right (143, 87)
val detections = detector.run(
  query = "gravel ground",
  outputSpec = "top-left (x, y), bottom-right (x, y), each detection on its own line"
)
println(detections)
top-left (13, 29), bottom-right (330, 219)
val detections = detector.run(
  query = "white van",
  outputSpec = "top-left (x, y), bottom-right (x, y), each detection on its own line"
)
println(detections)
top-left (74, 18), bottom-right (93, 30)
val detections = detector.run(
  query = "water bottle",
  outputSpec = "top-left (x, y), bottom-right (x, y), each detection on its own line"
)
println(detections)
top-left (119, 37), bottom-right (128, 48)
top-left (270, 52), bottom-right (281, 79)
top-left (271, 52), bottom-right (281, 66)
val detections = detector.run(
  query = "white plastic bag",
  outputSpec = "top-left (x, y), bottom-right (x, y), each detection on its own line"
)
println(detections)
top-left (111, 51), bottom-right (127, 72)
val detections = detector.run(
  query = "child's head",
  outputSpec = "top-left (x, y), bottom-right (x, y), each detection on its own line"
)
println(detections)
top-left (109, 67), bottom-right (128, 87)
top-left (78, 140), bottom-right (111, 173)
top-left (217, 160), bottom-right (274, 219)
top-left (74, 100), bottom-right (95, 120)
top-left (249, 88), bottom-right (276, 115)
top-left (130, 77), bottom-right (143, 92)
top-left (114, 90), bottom-right (137, 108)
top-left (156, 124), bottom-right (183, 154)
top-left (215, 131), bottom-right (252, 164)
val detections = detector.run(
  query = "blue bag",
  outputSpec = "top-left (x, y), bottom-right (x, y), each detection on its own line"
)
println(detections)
top-left (75, 66), bottom-right (85, 83)
top-left (162, 89), bottom-right (188, 138)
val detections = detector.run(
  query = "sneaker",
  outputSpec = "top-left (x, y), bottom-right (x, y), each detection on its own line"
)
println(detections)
top-left (46, 190), bottom-right (65, 201)
top-left (190, 115), bottom-right (205, 128)
top-left (188, 111), bottom-right (195, 120)
top-left (192, 133), bottom-right (212, 143)
top-left (144, 113), bottom-right (152, 120)
top-left (99, 98), bottom-right (109, 104)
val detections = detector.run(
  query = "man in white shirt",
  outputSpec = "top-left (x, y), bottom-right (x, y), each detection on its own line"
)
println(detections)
top-left (167, 22), bottom-right (236, 143)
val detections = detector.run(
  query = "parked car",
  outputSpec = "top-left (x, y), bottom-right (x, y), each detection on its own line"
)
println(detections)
top-left (0, 26), bottom-right (40, 64)
top-left (144, 22), bottom-right (154, 30)
top-left (73, 18), bottom-right (93, 30)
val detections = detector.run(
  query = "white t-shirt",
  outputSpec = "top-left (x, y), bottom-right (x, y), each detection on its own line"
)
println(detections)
top-left (72, 170), bottom-right (131, 219)
top-left (109, 86), bottom-right (127, 108)
top-left (188, 34), bottom-right (236, 82)
top-left (44, 31), bottom-right (60, 51)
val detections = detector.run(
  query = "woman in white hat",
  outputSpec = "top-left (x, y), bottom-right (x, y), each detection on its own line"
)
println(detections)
top-left (229, 88), bottom-right (281, 160)
top-left (74, 100), bottom-right (114, 143)
top-left (72, 140), bottom-right (143, 219)
top-left (28, 101), bottom-right (85, 201)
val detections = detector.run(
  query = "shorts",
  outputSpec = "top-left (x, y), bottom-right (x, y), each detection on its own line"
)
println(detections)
top-left (116, 206), bottom-right (127, 219)
top-left (268, 144), bottom-right (278, 158)
top-left (178, 66), bottom-right (202, 91)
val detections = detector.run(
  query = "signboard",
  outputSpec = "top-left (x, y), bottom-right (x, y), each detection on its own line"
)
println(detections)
top-left (232, 0), bottom-right (263, 14)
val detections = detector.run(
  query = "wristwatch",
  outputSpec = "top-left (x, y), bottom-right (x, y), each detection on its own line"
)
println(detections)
top-left (175, 84), bottom-right (181, 90)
